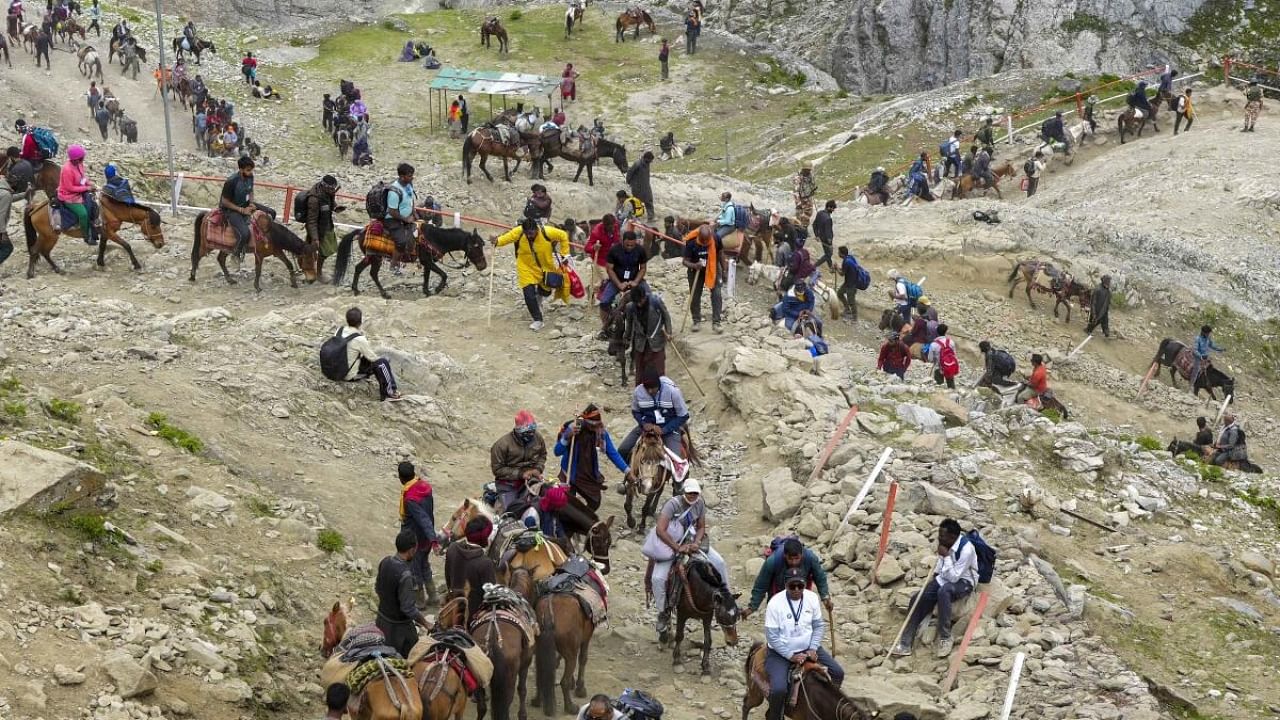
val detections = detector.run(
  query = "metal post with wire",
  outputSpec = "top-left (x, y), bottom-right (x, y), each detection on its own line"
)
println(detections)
top-left (152, 0), bottom-right (178, 216)
top-left (724, 128), bottom-right (729, 175)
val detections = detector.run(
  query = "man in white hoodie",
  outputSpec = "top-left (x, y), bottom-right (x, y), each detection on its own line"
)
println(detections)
top-left (890, 518), bottom-right (978, 658)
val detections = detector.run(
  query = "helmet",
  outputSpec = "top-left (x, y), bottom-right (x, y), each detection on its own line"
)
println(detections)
top-left (104, 163), bottom-right (117, 179)
top-left (67, 144), bottom-right (86, 162)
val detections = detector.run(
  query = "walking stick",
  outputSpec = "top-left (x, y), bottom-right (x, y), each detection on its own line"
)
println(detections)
top-left (826, 603), bottom-right (839, 657)
top-left (664, 331), bottom-right (706, 397)
top-left (487, 248), bottom-right (496, 327)
top-left (679, 276), bottom-right (696, 333)
top-left (890, 566), bottom-right (936, 654)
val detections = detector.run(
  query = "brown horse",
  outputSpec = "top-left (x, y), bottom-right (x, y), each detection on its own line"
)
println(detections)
top-left (330, 223), bottom-right (489, 299)
top-left (58, 16), bottom-right (85, 44)
top-left (741, 642), bottom-right (865, 720)
top-left (533, 566), bottom-right (600, 715)
top-left (624, 426), bottom-right (671, 531)
top-left (190, 209), bottom-right (318, 291)
top-left (738, 205), bottom-right (777, 268)
top-left (463, 127), bottom-right (540, 184)
top-left (21, 196), bottom-right (165, 278)
top-left (319, 601), bottom-right (425, 720)
top-left (440, 498), bottom-right (567, 584)
top-left (470, 575), bottom-right (536, 720)
top-left (1049, 273), bottom-right (1091, 322)
top-left (0, 33), bottom-right (9, 68)
top-left (669, 557), bottom-right (740, 675)
top-left (407, 603), bottom-right (473, 720)
top-left (951, 160), bottom-right (1015, 199)
top-left (615, 9), bottom-right (655, 41)
top-left (1117, 107), bottom-right (1150, 144)
top-left (1005, 258), bottom-right (1060, 308)
top-left (479, 18), bottom-right (509, 54)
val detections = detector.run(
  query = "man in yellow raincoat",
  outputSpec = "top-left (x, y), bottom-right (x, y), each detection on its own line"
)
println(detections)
top-left (496, 217), bottom-right (571, 331)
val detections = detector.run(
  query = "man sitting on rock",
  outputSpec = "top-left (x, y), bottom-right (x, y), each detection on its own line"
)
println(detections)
top-left (742, 538), bottom-right (831, 621)
top-left (341, 306), bottom-right (403, 402)
top-left (1211, 413), bottom-right (1248, 467)
top-left (762, 567), bottom-right (844, 720)
top-left (891, 518), bottom-right (977, 658)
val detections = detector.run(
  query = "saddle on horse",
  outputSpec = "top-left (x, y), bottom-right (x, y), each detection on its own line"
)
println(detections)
top-left (469, 584), bottom-right (538, 645)
top-left (541, 555), bottom-right (609, 624)
top-left (747, 644), bottom-right (834, 710)
top-left (361, 219), bottom-right (397, 257)
top-left (407, 629), bottom-right (493, 694)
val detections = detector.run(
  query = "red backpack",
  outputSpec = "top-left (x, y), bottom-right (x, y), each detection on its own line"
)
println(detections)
top-left (937, 336), bottom-right (960, 379)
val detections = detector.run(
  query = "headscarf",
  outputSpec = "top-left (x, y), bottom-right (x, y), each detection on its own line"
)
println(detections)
top-left (540, 484), bottom-right (569, 512)
top-left (465, 517), bottom-right (493, 546)
top-left (514, 409), bottom-right (537, 433)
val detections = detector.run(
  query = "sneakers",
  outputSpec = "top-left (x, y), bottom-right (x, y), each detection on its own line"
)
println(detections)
top-left (383, 392), bottom-right (404, 403)
top-left (713, 322), bottom-right (723, 334)
top-left (889, 641), bottom-right (912, 657)
top-left (936, 636), bottom-right (954, 658)
top-left (530, 320), bottom-right (544, 331)
top-left (657, 610), bottom-right (671, 643)
top-left (691, 320), bottom-right (702, 332)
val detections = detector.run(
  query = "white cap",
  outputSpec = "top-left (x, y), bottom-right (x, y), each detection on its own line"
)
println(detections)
top-left (887, 269), bottom-right (900, 279)
top-left (682, 478), bottom-right (702, 495)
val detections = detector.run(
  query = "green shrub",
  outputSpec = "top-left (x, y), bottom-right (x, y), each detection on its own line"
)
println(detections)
top-left (45, 398), bottom-right (82, 423)
top-left (1040, 408), bottom-right (1063, 423)
top-left (755, 58), bottom-right (806, 89)
top-left (3, 401), bottom-right (26, 420)
top-left (1136, 435), bottom-right (1163, 451)
top-left (316, 529), bottom-right (346, 554)
top-left (508, 9), bottom-right (522, 20)
top-left (0, 376), bottom-right (20, 395)
top-left (1199, 463), bottom-right (1224, 483)
top-left (68, 513), bottom-right (109, 541)
top-left (1060, 12), bottom-right (1110, 35)
top-left (1110, 291), bottom-right (1128, 309)
top-left (145, 559), bottom-right (164, 573)
top-left (146, 413), bottom-right (204, 454)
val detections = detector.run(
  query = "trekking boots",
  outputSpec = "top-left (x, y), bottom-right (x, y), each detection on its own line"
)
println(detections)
top-left (657, 609), bottom-right (671, 644)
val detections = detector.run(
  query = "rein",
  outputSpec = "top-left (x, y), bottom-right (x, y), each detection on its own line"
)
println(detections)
top-left (587, 521), bottom-right (610, 565)
top-left (374, 656), bottom-right (413, 714)
top-left (674, 561), bottom-right (711, 615)
top-left (797, 675), bottom-right (859, 720)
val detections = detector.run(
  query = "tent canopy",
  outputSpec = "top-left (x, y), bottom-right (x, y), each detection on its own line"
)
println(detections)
top-left (429, 68), bottom-right (560, 97)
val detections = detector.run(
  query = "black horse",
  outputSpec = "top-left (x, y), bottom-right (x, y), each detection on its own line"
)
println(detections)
top-left (331, 223), bottom-right (488, 298)
top-left (1150, 338), bottom-right (1236, 401)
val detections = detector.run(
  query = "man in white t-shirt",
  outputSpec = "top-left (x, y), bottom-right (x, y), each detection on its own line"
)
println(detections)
top-left (341, 306), bottom-right (403, 402)
top-left (762, 567), bottom-right (843, 720)
top-left (891, 518), bottom-right (978, 658)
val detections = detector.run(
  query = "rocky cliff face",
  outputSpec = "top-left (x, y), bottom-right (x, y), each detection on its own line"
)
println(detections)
top-left (711, 0), bottom-right (1208, 93)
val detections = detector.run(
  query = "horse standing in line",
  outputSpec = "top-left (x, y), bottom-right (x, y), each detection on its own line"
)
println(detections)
top-left (462, 127), bottom-right (541, 183)
top-left (624, 426), bottom-right (672, 531)
top-left (665, 557), bottom-right (740, 675)
top-left (472, 570), bottom-right (536, 720)
top-left (77, 44), bottom-right (102, 80)
top-left (615, 9), bottom-right (655, 41)
top-left (951, 161), bottom-right (1016, 199)
top-left (190, 209), bottom-right (318, 291)
top-left (331, 223), bottom-right (488, 299)
top-left (533, 564), bottom-right (600, 715)
top-left (479, 18), bottom-right (509, 54)
top-left (319, 602), bottom-right (425, 720)
top-left (22, 195), bottom-right (166, 278)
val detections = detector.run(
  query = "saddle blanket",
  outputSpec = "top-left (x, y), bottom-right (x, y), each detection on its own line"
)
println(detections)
top-left (49, 206), bottom-right (78, 233)
top-left (201, 209), bottom-right (238, 251)
top-left (1173, 346), bottom-right (1195, 379)
top-left (469, 607), bottom-right (538, 647)
top-left (407, 638), bottom-right (494, 689)
top-left (362, 221), bottom-right (396, 257)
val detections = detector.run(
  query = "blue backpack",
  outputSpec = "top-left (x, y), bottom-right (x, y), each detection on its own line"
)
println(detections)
top-left (902, 280), bottom-right (923, 304)
top-left (31, 127), bottom-right (58, 159)
top-left (956, 530), bottom-right (997, 584)
top-left (843, 255), bottom-right (870, 291)
top-left (938, 140), bottom-right (950, 157)
top-left (732, 203), bottom-right (749, 230)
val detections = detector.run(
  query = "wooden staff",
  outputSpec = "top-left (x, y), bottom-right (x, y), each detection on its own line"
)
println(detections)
top-left (826, 604), bottom-right (839, 657)
top-left (663, 331), bottom-right (706, 398)
top-left (1213, 394), bottom-right (1233, 428)
top-left (1137, 361), bottom-right (1159, 396)
top-left (890, 566), bottom-right (936, 654)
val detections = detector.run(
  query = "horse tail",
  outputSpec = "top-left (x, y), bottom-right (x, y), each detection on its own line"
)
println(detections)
top-left (191, 211), bottom-right (205, 263)
top-left (744, 641), bottom-right (762, 682)
top-left (22, 206), bottom-right (37, 251)
top-left (485, 624), bottom-right (515, 719)
top-left (332, 229), bottom-right (359, 286)
top-left (1006, 261), bottom-right (1022, 283)
top-left (534, 596), bottom-right (558, 715)
top-left (461, 133), bottom-right (475, 177)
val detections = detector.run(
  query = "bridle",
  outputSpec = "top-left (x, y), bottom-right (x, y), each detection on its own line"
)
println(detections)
top-left (586, 520), bottom-right (610, 567)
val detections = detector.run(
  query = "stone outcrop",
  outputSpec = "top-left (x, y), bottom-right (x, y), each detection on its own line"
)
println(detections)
top-left (0, 440), bottom-right (105, 516)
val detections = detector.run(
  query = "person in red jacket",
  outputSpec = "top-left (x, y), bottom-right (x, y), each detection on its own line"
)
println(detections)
top-left (877, 334), bottom-right (912, 380)
top-left (397, 461), bottom-right (438, 608)
top-left (15, 120), bottom-right (41, 163)
top-left (584, 214), bottom-right (620, 332)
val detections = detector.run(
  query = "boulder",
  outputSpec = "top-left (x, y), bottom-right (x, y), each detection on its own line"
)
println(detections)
top-left (53, 665), bottom-right (86, 686)
top-left (761, 469), bottom-right (805, 521)
top-left (874, 555), bottom-right (905, 585)
top-left (1240, 551), bottom-right (1275, 578)
top-left (101, 650), bottom-right (158, 699)
top-left (900, 481), bottom-right (973, 517)
top-left (931, 394), bottom-right (969, 425)
top-left (845, 677), bottom-right (945, 720)
top-left (721, 346), bottom-right (788, 378)
top-left (0, 440), bottom-right (105, 516)
top-left (896, 403), bottom-right (944, 435)
top-left (183, 639), bottom-right (228, 672)
top-left (856, 412), bottom-right (896, 436)
top-left (186, 486), bottom-right (233, 514)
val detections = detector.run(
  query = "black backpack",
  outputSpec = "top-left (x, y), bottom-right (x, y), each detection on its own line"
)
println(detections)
top-left (992, 349), bottom-right (1016, 376)
top-left (1023, 159), bottom-right (1036, 177)
top-left (614, 689), bottom-right (663, 719)
top-left (292, 190), bottom-right (310, 224)
top-left (319, 327), bottom-right (361, 381)
top-left (365, 181), bottom-right (399, 220)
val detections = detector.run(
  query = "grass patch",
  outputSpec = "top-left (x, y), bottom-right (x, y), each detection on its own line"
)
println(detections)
top-left (1238, 486), bottom-right (1280, 524)
top-left (3, 401), bottom-right (26, 422)
top-left (1136, 435), bottom-right (1164, 452)
top-left (316, 529), bottom-right (346, 554)
top-left (145, 559), bottom-right (164, 573)
top-left (44, 398), bottom-right (82, 424)
top-left (755, 58), bottom-right (806, 89)
top-left (0, 376), bottom-right (20, 395)
top-left (1041, 408), bottom-right (1064, 423)
top-left (246, 497), bottom-right (279, 518)
top-left (146, 412), bottom-right (205, 454)
top-left (508, 8), bottom-right (522, 20)
top-left (1060, 12), bottom-right (1111, 35)
top-left (1110, 290), bottom-right (1128, 310)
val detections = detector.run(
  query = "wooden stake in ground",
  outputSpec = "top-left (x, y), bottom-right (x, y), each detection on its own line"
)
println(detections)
top-left (872, 481), bottom-right (900, 584)
top-left (1137, 360), bottom-right (1159, 396)
top-left (889, 566), bottom-right (936, 654)
top-left (998, 652), bottom-right (1027, 720)
top-left (663, 331), bottom-right (706, 398)
top-left (941, 590), bottom-right (990, 692)
top-left (806, 404), bottom-right (861, 484)
top-left (835, 447), bottom-right (893, 536)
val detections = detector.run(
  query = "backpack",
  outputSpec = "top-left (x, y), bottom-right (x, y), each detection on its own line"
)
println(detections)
top-left (992, 349), bottom-right (1016, 376)
top-left (319, 327), bottom-right (361, 381)
top-left (292, 190), bottom-right (310, 224)
top-left (956, 530), bottom-right (997, 584)
top-left (32, 127), bottom-right (58, 159)
top-left (1023, 159), bottom-right (1036, 177)
top-left (923, 320), bottom-right (939, 344)
top-left (844, 255), bottom-right (870, 291)
top-left (4, 159), bottom-right (34, 194)
top-left (937, 336), bottom-right (960, 379)
top-left (732, 203), bottom-right (749, 230)
top-left (762, 534), bottom-right (799, 559)
top-left (614, 688), bottom-right (664, 719)
top-left (902, 280), bottom-right (923, 304)
top-left (365, 181), bottom-right (399, 219)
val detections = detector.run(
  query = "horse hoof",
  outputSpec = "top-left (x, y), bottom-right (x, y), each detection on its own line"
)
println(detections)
top-left (701, 667), bottom-right (712, 677)
top-left (626, 516), bottom-right (636, 529)
top-left (380, 292), bottom-right (391, 300)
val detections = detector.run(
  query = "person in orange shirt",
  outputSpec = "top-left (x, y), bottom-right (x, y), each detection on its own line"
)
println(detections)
top-left (1017, 353), bottom-right (1049, 403)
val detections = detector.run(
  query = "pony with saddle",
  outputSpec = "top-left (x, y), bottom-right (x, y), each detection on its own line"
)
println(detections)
top-left (1147, 338), bottom-right (1236, 401)
top-left (742, 642), bottom-right (866, 720)
top-left (331, 221), bottom-right (488, 299)
top-left (408, 600), bottom-right (495, 720)
top-left (951, 160), bottom-right (1015, 199)
top-left (479, 17), bottom-right (509, 54)
top-left (623, 425), bottom-right (682, 531)
top-left (658, 554), bottom-right (740, 675)
top-left (534, 554), bottom-right (608, 715)
top-left (615, 8), bottom-right (655, 41)
top-left (173, 35), bottom-right (215, 64)
top-left (320, 601), bottom-right (424, 720)
top-left (468, 582), bottom-right (538, 720)
top-left (190, 208), bottom-right (317, 291)
top-left (22, 193), bottom-right (165, 278)
top-left (463, 125), bottom-right (542, 184)
top-left (443, 498), bottom-right (569, 585)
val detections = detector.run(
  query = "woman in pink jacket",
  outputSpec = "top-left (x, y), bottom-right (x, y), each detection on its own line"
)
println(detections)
top-left (58, 144), bottom-right (98, 246)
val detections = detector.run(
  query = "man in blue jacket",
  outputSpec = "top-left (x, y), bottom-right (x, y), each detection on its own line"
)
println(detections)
top-left (397, 461), bottom-right (438, 608)
top-left (554, 404), bottom-right (630, 512)
top-left (741, 538), bottom-right (832, 620)
top-left (618, 372), bottom-right (688, 462)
